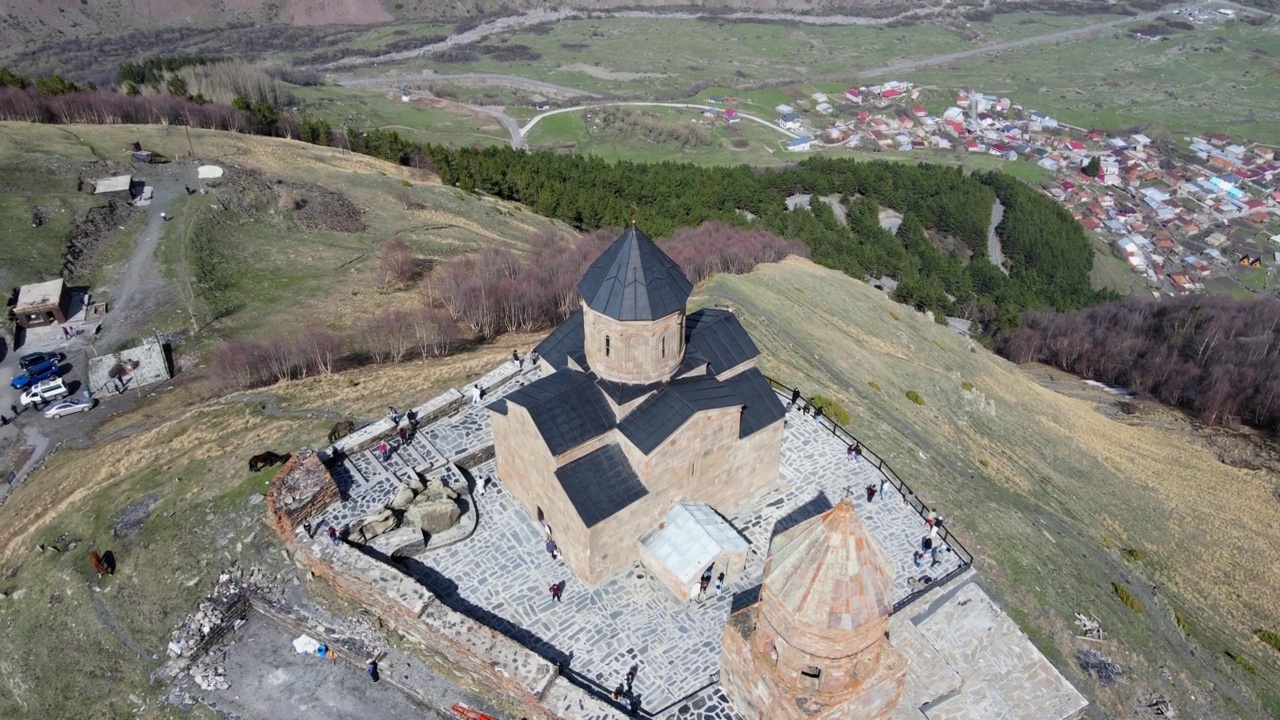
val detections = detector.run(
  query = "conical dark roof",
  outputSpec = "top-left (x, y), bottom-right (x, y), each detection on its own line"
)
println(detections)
top-left (577, 226), bottom-right (693, 321)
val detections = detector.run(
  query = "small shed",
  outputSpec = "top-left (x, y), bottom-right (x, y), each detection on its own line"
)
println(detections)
top-left (13, 278), bottom-right (69, 328)
top-left (638, 502), bottom-right (748, 601)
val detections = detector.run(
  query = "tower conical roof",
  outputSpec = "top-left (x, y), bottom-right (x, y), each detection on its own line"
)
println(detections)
top-left (577, 225), bottom-right (693, 321)
top-left (761, 499), bottom-right (894, 644)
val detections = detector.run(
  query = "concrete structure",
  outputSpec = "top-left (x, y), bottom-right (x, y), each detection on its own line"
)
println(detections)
top-left (721, 500), bottom-right (907, 720)
top-left (12, 278), bottom-right (69, 328)
top-left (489, 225), bottom-right (786, 585)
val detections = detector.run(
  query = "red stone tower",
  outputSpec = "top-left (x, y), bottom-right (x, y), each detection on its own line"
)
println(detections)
top-left (720, 499), bottom-right (907, 719)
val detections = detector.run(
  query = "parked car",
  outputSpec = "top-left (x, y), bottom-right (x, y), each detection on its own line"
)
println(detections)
top-left (42, 397), bottom-right (95, 419)
top-left (19, 377), bottom-right (69, 407)
top-left (18, 351), bottom-right (64, 370)
top-left (10, 359), bottom-right (60, 389)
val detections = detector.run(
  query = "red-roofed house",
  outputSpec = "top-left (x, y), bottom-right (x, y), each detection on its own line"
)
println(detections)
top-left (1068, 141), bottom-right (1086, 152)
top-left (1081, 217), bottom-right (1101, 231)
top-left (857, 110), bottom-right (870, 123)
top-left (845, 88), bottom-right (861, 103)
top-left (881, 88), bottom-right (904, 100)
top-left (945, 118), bottom-right (964, 134)
top-left (912, 106), bottom-right (927, 117)
top-left (723, 108), bottom-right (739, 123)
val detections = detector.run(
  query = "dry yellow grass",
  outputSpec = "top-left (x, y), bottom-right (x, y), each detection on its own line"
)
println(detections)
top-left (697, 256), bottom-right (1280, 716)
top-left (0, 334), bottom-right (533, 563)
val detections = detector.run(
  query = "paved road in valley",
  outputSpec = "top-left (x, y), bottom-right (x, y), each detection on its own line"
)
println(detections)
top-left (517, 102), bottom-right (800, 149)
top-left (854, 8), bottom-right (1170, 79)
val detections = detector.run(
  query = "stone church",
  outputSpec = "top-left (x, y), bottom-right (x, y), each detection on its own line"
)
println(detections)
top-left (720, 498), bottom-right (907, 719)
top-left (489, 225), bottom-right (787, 586)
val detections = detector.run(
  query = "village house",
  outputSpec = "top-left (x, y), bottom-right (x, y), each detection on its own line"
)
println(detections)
top-left (11, 278), bottom-right (70, 328)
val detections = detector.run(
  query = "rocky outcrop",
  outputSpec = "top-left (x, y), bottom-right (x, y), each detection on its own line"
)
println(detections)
top-left (352, 508), bottom-right (401, 542)
top-left (407, 498), bottom-right (461, 535)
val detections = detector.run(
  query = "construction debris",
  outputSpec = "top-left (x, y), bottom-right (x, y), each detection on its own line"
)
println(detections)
top-left (1145, 693), bottom-right (1175, 717)
top-left (1074, 612), bottom-right (1107, 641)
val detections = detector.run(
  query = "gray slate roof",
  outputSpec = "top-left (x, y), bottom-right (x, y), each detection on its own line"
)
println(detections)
top-left (535, 309), bottom-right (584, 371)
top-left (492, 370), bottom-right (616, 456)
top-left (685, 308), bottom-right (760, 375)
top-left (555, 444), bottom-right (648, 528)
top-left (619, 375), bottom-right (741, 454)
top-left (723, 368), bottom-right (787, 438)
top-left (576, 226), bottom-right (693, 321)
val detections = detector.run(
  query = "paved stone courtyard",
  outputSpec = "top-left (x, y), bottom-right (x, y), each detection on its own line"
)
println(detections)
top-left (306, 360), bottom-right (964, 717)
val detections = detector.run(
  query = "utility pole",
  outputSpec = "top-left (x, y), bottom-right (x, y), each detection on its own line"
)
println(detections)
top-left (184, 123), bottom-right (195, 158)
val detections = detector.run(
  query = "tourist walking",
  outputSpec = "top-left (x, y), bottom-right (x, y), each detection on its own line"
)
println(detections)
top-left (398, 424), bottom-right (409, 444)
top-left (912, 551), bottom-right (923, 569)
top-left (513, 349), bottom-right (520, 364)
top-left (865, 484), bottom-right (877, 503)
top-left (550, 581), bottom-right (563, 602)
top-left (813, 405), bottom-right (824, 425)
top-left (790, 388), bottom-right (801, 408)
top-left (715, 573), bottom-right (725, 597)
top-left (387, 406), bottom-right (398, 422)
top-left (853, 442), bottom-right (862, 465)
top-left (366, 659), bottom-right (379, 683)
top-left (406, 409), bottom-right (419, 429)
top-left (377, 441), bottom-right (392, 462)
top-left (700, 567), bottom-right (713, 596)
top-left (328, 526), bottom-right (340, 546)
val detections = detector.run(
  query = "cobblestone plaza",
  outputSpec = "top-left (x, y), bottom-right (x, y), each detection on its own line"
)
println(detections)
top-left (308, 360), bottom-right (964, 715)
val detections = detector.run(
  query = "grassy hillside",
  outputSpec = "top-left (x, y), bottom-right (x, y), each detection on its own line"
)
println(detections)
top-left (2, 245), bottom-right (1279, 716)
top-left (0, 122), bottom-right (571, 341)
top-left (0, 334), bottom-right (534, 720)
top-left (905, 19), bottom-right (1280, 145)
top-left (695, 257), bottom-right (1280, 718)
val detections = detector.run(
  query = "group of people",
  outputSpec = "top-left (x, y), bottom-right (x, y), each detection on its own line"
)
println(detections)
top-left (698, 567), bottom-right (726, 598)
top-left (610, 665), bottom-right (642, 714)
top-left (374, 407), bottom-right (421, 462)
top-left (513, 349), bottom-right (540, 371)
top-left (785, 387), bottom-right (828, 426)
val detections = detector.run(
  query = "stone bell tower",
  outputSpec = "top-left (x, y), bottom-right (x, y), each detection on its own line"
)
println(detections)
top-left (576, 224), bottom-right (693, 385)
top-left (720, 499), bottom-right (907, 720)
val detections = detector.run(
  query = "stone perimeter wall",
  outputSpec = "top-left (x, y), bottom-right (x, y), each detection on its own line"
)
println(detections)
top-left (266, 470), bottom-right (563, 720)
top-left (264, 453), bottom-right (340, 539)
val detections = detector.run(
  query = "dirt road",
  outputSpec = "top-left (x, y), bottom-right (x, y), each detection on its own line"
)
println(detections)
top-left (517, 102), bottom-right (798, 149)
top-left (855, 8), bottom-right (1169, 78)
top-left (93, 172), bottom-right (186, 351)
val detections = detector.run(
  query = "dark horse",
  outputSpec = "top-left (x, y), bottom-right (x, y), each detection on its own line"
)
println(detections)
top-left (249, 451), bottom-right (291, 472)
top-left (328, 419), bottom-right (356, 444)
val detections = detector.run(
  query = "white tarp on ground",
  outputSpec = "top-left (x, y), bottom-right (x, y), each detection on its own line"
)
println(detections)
top-left (197, 165), bottom-right (225, 179)
top-left (94, 175), bottom-right (132, 194)
top-left (292, 634), bottom-right (321, 655)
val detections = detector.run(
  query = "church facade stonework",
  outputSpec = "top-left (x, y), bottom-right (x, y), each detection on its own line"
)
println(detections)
top-left (720, 499), bottom-right (907, 720)
top-left (488, 226), bottom-right (787, 584)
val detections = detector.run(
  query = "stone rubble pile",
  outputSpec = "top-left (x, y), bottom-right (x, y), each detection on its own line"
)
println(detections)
top-left (190, 656), bottom-right (230, 691)
top-left (164, 570), bottom-right (255, 660)
top-left (151, 567), bottom-right (259, 686)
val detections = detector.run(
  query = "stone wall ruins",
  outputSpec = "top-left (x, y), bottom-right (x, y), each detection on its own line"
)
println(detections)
top-left (265, 451), bottom-right (339, 538)
top-left (266, 460), bottom-right (563, 720)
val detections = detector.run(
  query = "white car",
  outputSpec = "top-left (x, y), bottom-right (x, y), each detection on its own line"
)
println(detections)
top-left (20, 377), bottom-right (69, 407)
top-left (42, 397), bottom-right (95, 419)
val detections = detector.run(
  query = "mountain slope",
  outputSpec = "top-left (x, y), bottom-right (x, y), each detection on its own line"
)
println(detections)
top-left (695, 257), bottom-right (1280, 719)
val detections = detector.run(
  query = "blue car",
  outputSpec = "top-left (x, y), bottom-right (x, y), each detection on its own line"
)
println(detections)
top-left (10, 359), bottom-right (60, 389)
